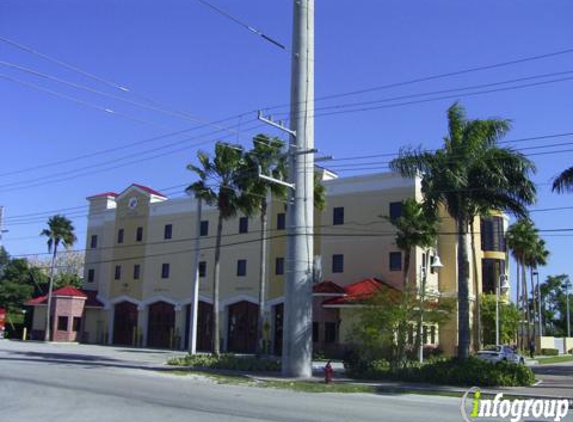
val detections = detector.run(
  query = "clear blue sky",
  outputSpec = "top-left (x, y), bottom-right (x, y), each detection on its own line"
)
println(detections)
top-left (1, 0), bottom-right (572, 295)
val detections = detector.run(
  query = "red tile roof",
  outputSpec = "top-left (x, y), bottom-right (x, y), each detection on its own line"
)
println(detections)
top-left (322, 278), bottom-right (399, 306)
top-left (131, 184), bottom-right (167, 198)
top-left (26, 287), bottom-right (104, 308)
top-left (313, 281), bottom-right (345, 294)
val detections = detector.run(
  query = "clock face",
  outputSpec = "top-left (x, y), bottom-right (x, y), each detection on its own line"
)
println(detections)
top-left (128, 197), bottom-right (138, 209)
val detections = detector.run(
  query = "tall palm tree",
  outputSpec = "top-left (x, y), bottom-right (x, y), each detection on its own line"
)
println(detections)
top-left (385, 198), bottom-right (439, 364)
top-left (506, 219), bottom-right (538, 348)
top-left (526, 237), bottom-right (549, 339)
top-left (40, 215), bottom-right (76, 341)
top-left (239, 134), bottom-right (327, 355)
top-left (552, 167), bottom-right (573, 193)
top-left (390, 102), bottom-right (536, 359)
top-left (239, 134), bottom-right (288, 355)
top-left (187, 142), bottom-right (245, 356)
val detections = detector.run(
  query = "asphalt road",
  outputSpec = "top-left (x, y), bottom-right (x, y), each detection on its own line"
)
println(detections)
top-left (0, 341), bottom-right (570, 422)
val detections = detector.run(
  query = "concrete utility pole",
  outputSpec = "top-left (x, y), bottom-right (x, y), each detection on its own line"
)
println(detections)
top-left (0, 206), bottom-right (7, 249)
top-left (188, 198), bottom-right (203, 354)
top-left (282, 0), bottom-right (315, 378)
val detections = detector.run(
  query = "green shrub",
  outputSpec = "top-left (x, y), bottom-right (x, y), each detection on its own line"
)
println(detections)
top-left (541, 348), bottom-right (559, 356)
top-left (167, 354), bottom-right (281, 372)
top-left (344, 356), bottom-right (535, 387)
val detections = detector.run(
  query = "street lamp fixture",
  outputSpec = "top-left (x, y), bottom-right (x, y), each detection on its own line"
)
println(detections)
top-left (419, 252), bottom-right (443, 364)
top-left (430, 255), bottom-right (444, 270)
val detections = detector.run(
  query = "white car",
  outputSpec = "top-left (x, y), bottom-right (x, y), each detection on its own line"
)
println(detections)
top-left (475, 346), bottom-right (525, 365)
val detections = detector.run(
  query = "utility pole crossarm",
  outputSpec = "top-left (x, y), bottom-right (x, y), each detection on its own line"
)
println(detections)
top-left (257, 111), bottom-right (297, 137)
top-left (258, 166), bottom-right (295, 190)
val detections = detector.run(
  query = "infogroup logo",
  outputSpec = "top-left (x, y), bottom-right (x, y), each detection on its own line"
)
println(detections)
top-left (461, 388), bottom-right (571, 422)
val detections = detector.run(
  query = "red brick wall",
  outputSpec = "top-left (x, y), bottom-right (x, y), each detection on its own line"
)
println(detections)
top-left (52, 297), bottom-right (86, 342)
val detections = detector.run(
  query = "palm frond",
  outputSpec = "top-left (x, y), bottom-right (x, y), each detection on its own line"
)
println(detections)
top-left (552, 166), bottom-right (573, 193)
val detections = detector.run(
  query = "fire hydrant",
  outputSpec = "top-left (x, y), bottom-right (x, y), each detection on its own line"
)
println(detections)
top-left (324, 360), bottom-right (334, 384)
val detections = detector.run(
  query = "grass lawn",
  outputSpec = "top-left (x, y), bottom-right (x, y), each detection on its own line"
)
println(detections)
top-left (163, 370), bottom-right (467, 396)
top-left (535, 355), bottom-right (573, 365)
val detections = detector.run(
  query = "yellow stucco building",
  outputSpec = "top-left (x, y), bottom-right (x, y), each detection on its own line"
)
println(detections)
top-left (29, 172), bottom-right (509, 357)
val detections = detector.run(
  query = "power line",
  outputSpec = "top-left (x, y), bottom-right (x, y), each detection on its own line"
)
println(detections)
top-left (3, 46), bottom-right (573, 180)
top-left (264, 45), bottom-right (573, 111)
top-left (0, 73), bottom-right (170, 129)
top-left (0, 60), bottom-right (253, 137)
top-left (0, 121), bottom-right (266, 193)
top-left (2, 69), bottom-right (572, 192)
top-left (2, 132), bottom-right (572, 221)
top-left (0, 35), bottom-right (132, 94)
top-left (0, 112), bottom-right (253, 179)
top-left (309, 70), bottom-right (573, 115)
top-left (12, 225), bottom-right (573, 264)
top-left (308, 75), bottom-right (573, 119)
top-left (193, 0), bottom-right (286, 50)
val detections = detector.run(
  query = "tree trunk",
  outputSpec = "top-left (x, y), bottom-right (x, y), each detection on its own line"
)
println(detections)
top-left (414, 249), bottom-right (426, 363)
top-left (212, 213), bottom-right (224, 356)
top-left (470, 222), bottom-right (481, 351)
top-left (530, 267), bottom-right (536, 339)
top-left (44, 244), bottom-right (58, 342)
top-left (256, 199), bottom-right (268, 355)
top-left (523, 264), bottom-right (531, 345)
top-left (396, 248), bottom-right (411, 367)
top-left (516, 261), bottom-right (522, 349)
top-left (457, 214), bottom-right (471, 359)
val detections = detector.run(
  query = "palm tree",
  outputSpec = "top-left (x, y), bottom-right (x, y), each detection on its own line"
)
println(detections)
top-left (506, 219), bottom-right (538, 348)
top-left (40, 215), bottom-right (76, 341)
top-left (526, 236), bottom-right (549, 339)
top-left (385, 198), bottom-right (439, 365)
top-left (239, 134), bottom-right (327, 355)
top-left (552, 167), bottom-right (573, 193)
top-left (390, 102), bottom-right (536, 359)
top-left (187, 142), bottom-right (245, 356)
top-left (239, 134), bottom-right (288, 355)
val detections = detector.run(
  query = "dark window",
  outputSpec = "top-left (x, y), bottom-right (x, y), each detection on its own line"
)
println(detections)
top-left (481, 217), bottom-right (506, 252)
top-left (482, 259), bottom-right (506, 294)
top-left (90, 235), bottom-right (98, 249)
top-left (277, 213), bottom-right (286, 230)
top-left (389, 252), bottom-right (402, 271)
top-left (325, 322), bottom-right (337, 344)
top-left (200, 220), bottom-right (209, 237)
top-left (117, 228), bottom-right (124, 244)
top-left (198, 261), bottom-right (207, 278)
top-left (312, 322), bottom-right (319, 342)
top-left (87, 269), bottom-right (95, 283)
top-left (161, 263), bottom-right (170, 279)
top-left (389, 202), bottom-right (403, 222)
top-left (275, 257), bottom-right (285, 275)
top-left (423, 326), bottom-right (429, 344)
top-left (72, 317), bottom-right (82, 332)
top-left (114, 265), bottom-right (121, 280)
top-left (239, 217), bottom-right (249, 234)
top-left (430, 326), bottom-right (436, 344)
top-left (237, 259), bottom-right (247, 277)
top-left (57, 316), bottom-right (68, 331)
top-left (164, 224), bottom-right (173, 240)
top-left (136, 227), bottom-right (143, 242)
top-left (333, 207), bottom-right (344, 225)
top-left (332, 254), bottom-right (344, 273)
top-left (133, 264), bottom-right (141, 280)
